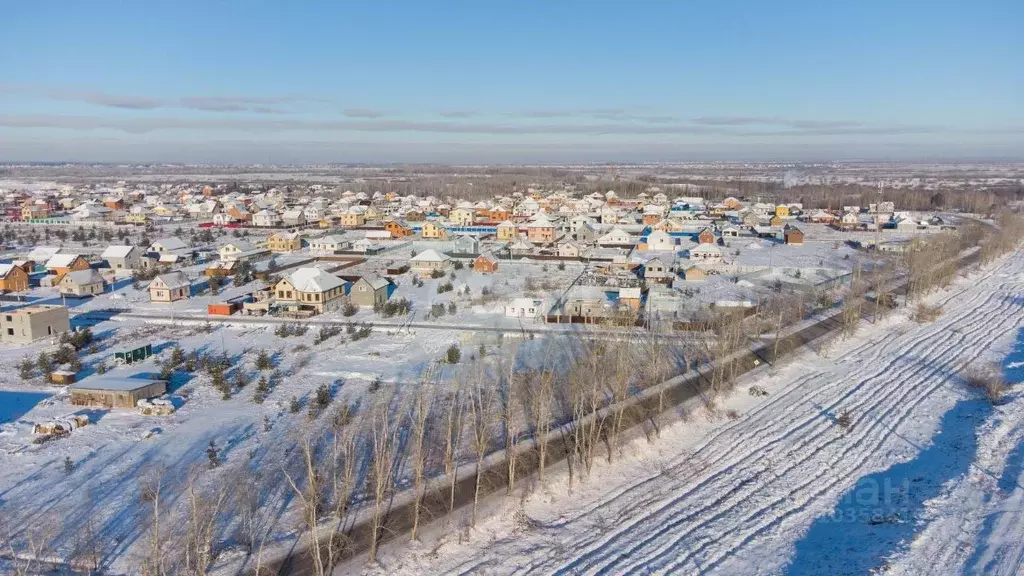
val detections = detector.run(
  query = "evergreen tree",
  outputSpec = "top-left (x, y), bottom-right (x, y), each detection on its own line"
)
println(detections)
top-left (206, 440), bottom-right (221, 468)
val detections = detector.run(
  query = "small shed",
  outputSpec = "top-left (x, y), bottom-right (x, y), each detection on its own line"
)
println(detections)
top-left (70, 377), bottom-right (167, 409)
top-left (51, 370), bottom-right (78, 385)
top-left (208, 294), bottom-right (250, 316)
top-left (208, 302), bottom-right (237, 316)
top-left (114, 343), bottom-right (154, 365)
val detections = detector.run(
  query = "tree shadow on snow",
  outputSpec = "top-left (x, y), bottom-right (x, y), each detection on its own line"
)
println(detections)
top-left (784, 396), bottom-right (993, 576)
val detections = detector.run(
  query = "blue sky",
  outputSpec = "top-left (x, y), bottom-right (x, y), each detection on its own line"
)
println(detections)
top-left (1, 0), bottom-right (1021, 163)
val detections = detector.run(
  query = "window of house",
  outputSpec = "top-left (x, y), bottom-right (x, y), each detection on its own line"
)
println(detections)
top-left (6, 328), bottom-right (12, 335)
top-left (4, 315), bottom-right (10, 322)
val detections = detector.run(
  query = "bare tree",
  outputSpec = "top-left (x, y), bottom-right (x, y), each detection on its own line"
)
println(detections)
top-left (367, 393), bottom-right (399, 564)
top-left (442, 379), bottom-right (466, 513)
top-left (139, 469), bottom-right (168, 576)
top-left (502, 365), bottom-right (522, 495)
top-left (408, 373), bottom-right (433, 541)
top-left (325, 402), bottom-right (361, 566)
top-left (528, 369), bottom-right (555, 485)
top-left (283, 430), bottom-right (327, 576)
top-left (468, 366), bottom-right (497, 527)
top-left (180, 470), bottom-right (228, 575)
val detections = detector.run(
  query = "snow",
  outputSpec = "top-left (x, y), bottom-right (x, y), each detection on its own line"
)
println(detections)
top-left (361, 251), bottom-right (1024, 576)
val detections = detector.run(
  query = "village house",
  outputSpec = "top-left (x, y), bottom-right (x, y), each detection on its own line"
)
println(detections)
top-left (488, 206), bottom-right (510, 222)
top-left (784, 226), bottom-right (805, 245)
top-left (281, 209), bottom-right (306, 227)
top-left (838, 212), bottom-right (861, 230)
top-left (274, 267), bottom-right (348, 314)
top-left (562, 286), bottom-right (609, 318)
top-left (687, 243), bottom-right (724, 262)
top-left (308, 235), bottom-right (349, 255)
top-left (384, 220), bottom-right (414, 238)
top-left (0, 305), bottom-right (70, 344)
top-left (45, 254), bottom-right (91, 277)
top-left (526, 214), bottom-right (557, 243)
top-left (682, 266), bottom-right (706, 281)
top-left (805, 209), bottom-right (838, 224)
top-left (341, 207), bottom-right (366, 227)
top-left (303, 204), bottom-right (326, 222)
top-left (148, 237), bottom-right (188, 254)
top-left (268, 231), bottom-right (302, 252)
top-left (101, 245), bottom-right (142, 270)
top-left (598, 227), bottom-right (632, 246)
top-left (450, 206), bottom-right (476, 226)
top-left (642, 230), bottom-right (677, 252)
top-left (574, 221), bottom-right (599, 243)
top-left (505, 297), bottom-right (546, 318)
top-left (252, 209), bottom-right (281, 227)
top-left (618, 287), bottom-right (642, 311)
top-left (642, 257), bottom-right (675, 284)
top-left (410, 249), bottom-right (451, 274)
top-left (558, 241), bottom-right (582, 258)
top-left (59, 269), bottom-right (105, 297)
top-left (496, 220), bottom-right (519, 241)
top-left (0, 263), bottom-right (30, 293)
top-left (741, 212), bottom-right (761, 228)
top-left (219, 241), bottom-right (267, 262)
top-left (205, 260), bottom-right (237, 277)
top-left (21, 201), bottom-right (49, 220)
top-left (226, 204), bottom-right (251, 222)
top-left (149, 272), bottom-right (191, 303)
top-left (642, 206), bottom-right (666, 225)
top-left (450, 234), bottom-right (480, 256)
top-left (697, 227), bottom-right (716, 244)
top-left (349, 275), bottom-right (390, 308)
top-left (472, 253), bottom-right (499, 273)
top-left (213, 211), bottom-right (241, 226)
top-left (421, 221), bottom-right (450, 240)
top-left (508, 239), bottom-right (536, 257)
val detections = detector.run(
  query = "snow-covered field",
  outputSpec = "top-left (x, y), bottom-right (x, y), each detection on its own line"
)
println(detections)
top-left (364, 251), bottom-right (1024, 576)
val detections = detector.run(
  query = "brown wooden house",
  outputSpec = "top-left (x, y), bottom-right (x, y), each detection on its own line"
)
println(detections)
top-left (0, 263), bottom-right (29, 293)
top-left (473, 254), bottom-right (499, 273)
top-left (385, 220), bottom-right (414, 238)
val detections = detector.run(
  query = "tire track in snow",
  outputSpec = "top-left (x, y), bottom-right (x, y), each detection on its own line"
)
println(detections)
top-left (668, 301), bottom-right (1023, 575)
top-left (612, 291), bottom-right (1016, 575)
top-left (521, 261), bottom-right (1019, 576)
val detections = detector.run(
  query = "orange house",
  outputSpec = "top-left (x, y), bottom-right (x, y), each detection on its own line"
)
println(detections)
top-left (46, 254), bottom-right (91, 277)
top-left (642, 212), bottom-right (662, 225)
top-left (697, 228), bottom-right (716, 244)
top-left (527, 224), bottom-right (555, 243)
top-left (385, 220), bottom-right (414, 238)
top-left (473, 254), bottom-right (499, 273)
top-left (104, 198), bottom-right (125, 210)
top-left (489, 207), bottom-right (510, 222)
top-left (0, 264), bottom-right (29, 293)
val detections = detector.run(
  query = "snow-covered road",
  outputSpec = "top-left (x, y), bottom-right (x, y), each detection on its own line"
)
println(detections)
top-left (370, 252), bottom-right (1024, 576)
